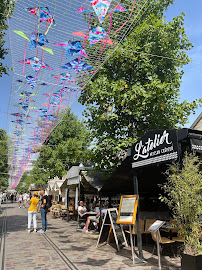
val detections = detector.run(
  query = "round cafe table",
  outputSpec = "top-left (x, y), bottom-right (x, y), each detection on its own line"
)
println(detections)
top-left (85, 211), bottom-right (97, 216)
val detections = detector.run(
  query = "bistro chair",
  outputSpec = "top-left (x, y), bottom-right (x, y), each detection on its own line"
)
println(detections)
top-left (125, 220), bottom-right (145, 235)
top-left (145, 219), bottom-right (156, 233)
top-left (51, 204), bottom-right (62, 218)
top-left (172, 236), bottom-right (184, 243)
top-left (68, 206), bottom-right (76, 220)
top-left (144, 219), bottom-right (156, 244)
top-left (76, 210), bottom-right (86, 228)
top-left (125, 220), bottom-right (145, 249)
top-left (60, 205), bottom-right (67, 220)
top-left (151, 230), bottom-right (175, 256)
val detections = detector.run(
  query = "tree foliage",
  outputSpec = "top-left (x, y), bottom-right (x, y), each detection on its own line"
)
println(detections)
top-left (159, 153), bottom-right (202, 256)
top-left (28, 109), bottom-right (92, 186)
top-left (0, 129), bottom-right (9, 187)
top-left (15, 172), bottom-right (31, 194)
top-left (0, 0), bottom-right (16, 77)
top-left (79, 1), bottom-right (201, 171)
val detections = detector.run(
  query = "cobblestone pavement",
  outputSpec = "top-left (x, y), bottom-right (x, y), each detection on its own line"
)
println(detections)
top-left (1, 203), bottom-right (181, 270)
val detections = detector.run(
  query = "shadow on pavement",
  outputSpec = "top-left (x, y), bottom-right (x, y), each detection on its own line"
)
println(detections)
top-left (76, 258), bottom-right (112, 266)
top-left (147, 256), bottom-right (181, 269)
top-left (62, 245), bottom-right (89, 251)
top-left (51, 230), bottom-right (66, 234)
top-left (6, 215), bottom-right (27, 232)
top-left (59, 239), bottom-right (75, 244)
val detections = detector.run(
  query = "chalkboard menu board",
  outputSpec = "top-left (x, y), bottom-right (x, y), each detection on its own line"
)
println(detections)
top-left (96, 208), bottom-right (127, 251)
top-left (110, 209), bottom-right (125, 247)
top-left (117, 195), bottom-right (139, 224)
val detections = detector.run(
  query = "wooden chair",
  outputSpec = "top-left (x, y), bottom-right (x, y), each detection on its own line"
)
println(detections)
top-left (67, 206), bottom-right (76, 220)
top-left (145, 219), bottom-right (156, 234)
top-left (51, 204), bottom-right (62, 218)
top-left (125, 220), bottom-right (145, 249)
top-left (61, 205), bottom-right (67, 219)
top-left (144, 219), bottom-right (156, 244)
top-left (76, 210), bottom-right (86, 228)
top-left (172, 236), bottom-right (184, 243)
top-left (125, 220), bottom-right (145, 235)
top-left (151, 230), bottom-right (175, 256)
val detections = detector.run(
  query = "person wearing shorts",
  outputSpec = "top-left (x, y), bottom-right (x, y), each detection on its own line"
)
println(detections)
top-left (82, 204), bottom-right (107, 233)
top-left (18, 194), bottom-right (23, 208)
top-left (23, 193), bottom-right (28, 208)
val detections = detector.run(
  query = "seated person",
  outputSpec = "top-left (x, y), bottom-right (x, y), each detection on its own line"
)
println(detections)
top-left (83, 203), bottom-right (107, 232)
top-left (89, 199), bottom-right (95, 211)
top-left (78, 201), bottom-right (88, 220)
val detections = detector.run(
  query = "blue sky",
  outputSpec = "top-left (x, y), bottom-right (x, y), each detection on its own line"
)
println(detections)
top-left (0, 0), bottom-right (201, 131)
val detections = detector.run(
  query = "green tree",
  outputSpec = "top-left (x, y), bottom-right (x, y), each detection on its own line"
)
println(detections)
top-left (0, 129), bottom-right (9, 187)
top-left (0, 0), bottom-right (16, 76)
top-left (15, 172), bottom-right (31, 194)
top-left (79, 2), bottom-right (201, 171)
top-left (29, 109), bottom-right (92, 186)
top-left (159, 153), bottom-right (202, 255)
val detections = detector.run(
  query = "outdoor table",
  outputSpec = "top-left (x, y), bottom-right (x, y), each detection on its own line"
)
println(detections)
top-left (161, 223), bottom-right (179, 240)
top-left (85, 211), bottom-right (97, 216)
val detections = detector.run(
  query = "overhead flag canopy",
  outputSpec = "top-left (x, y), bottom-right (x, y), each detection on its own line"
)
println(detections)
top-left (7, 0), bottom-right (152, 188)
top-left (19, 57), bottom-right (53, 72)
top-left (90, 0), bottom-right (111, 23)
top-left (25, 7), bottom-right (56, 25)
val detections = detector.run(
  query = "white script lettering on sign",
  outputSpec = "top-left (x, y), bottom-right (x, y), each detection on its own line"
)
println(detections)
top-left (133, 130), bottom-right (172, 160)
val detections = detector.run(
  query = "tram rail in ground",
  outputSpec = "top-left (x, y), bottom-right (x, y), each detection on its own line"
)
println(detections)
top-left (0, 205), bottom-right (7, 270)
top-left (42, 233), bottom-right (79, 270)
top-left (21, 207), bottom-right (79, 270)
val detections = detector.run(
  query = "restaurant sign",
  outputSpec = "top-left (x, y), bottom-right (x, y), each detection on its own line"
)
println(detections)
top-left (131, 129), bottom-right (179, 168)
top-left (190, 137), bottom-right (202, 153)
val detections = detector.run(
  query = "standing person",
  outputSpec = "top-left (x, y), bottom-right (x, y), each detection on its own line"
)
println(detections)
top-left (23, 192), bottom-right (28, 208)
top-left (0, 192), bottom-right (3, 209)
top-left (27, 193), bottom-right (31, 204)
top-left (38, 189), bottom-right (49, 233)
top-left (3, 192), bottom-right (6, 202)
top-left (18, 194), bottom-right (23, 208)
top-left (27, 191), bottom-right (39, 233)
top-left (10, 193), bottom-right (14, 203)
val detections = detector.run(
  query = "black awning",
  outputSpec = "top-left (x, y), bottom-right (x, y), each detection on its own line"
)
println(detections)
top-left (190, 137), bottom-right (202, 153)
top-left (100, 128), bottom-right (202, 197)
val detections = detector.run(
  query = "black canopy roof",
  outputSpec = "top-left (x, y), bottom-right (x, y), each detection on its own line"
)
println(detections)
top-left (100, 128), bottom-right (202, 197)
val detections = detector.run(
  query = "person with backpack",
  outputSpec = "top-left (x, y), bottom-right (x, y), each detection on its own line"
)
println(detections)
top-left (38, 189), bottom-right (52, 233)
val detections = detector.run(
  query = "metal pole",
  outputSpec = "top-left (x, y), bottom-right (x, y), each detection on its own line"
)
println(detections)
top-left (65, 188), bottom-right (69, 222)
top-left (99, 193), bottom-right (102, 231)
top-left (76, 185), bottom-right (79, 228)
top-left (133, 169), bottom-right (144, 260)
top-left (156, 230), bottom-right (161, 270)
top-left (129, 224), bottom-right (135, 265)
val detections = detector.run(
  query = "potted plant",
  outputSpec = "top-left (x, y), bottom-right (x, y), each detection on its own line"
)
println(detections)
top-left (159, 152), bottom-right (202, 270)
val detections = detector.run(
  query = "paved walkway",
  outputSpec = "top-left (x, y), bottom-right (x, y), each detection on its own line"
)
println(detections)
top-left (0, 203), bottom-right (181, 270)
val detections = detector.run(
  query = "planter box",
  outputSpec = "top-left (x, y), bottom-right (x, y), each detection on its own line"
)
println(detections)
top-left (181, 253), bottom-right (202, 270)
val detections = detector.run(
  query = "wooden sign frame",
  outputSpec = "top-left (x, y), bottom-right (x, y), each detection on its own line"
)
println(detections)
top-left (117, 195), bottom-right (139, 224)
top-left (96, 208), bottom-right (128, 251)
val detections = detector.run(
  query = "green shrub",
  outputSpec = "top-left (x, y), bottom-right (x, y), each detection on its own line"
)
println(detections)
top-left (159, 152), bottom-right (202, 255)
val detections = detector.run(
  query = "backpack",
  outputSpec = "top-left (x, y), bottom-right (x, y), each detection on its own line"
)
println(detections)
top-left (46, 196), bottom-right (52, 209)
